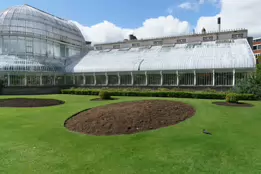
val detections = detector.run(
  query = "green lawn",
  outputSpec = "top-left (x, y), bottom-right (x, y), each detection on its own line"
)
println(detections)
top-left (0, 95), bottom-right (261, 174)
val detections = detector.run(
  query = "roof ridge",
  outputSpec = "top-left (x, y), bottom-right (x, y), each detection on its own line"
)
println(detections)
top-left (24, 4), bottom-right (67, 22)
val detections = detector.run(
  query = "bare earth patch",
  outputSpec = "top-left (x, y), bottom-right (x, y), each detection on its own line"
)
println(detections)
top-left (0, 98), bottom-right (64, 108)
top-left (65, 100), bottom-right (195, 136)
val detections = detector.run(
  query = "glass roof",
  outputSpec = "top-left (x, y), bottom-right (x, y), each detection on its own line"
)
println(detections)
top-left (69, 38), bottom-right (256, 73)
top-left (0, 4), bottom-right (85, 46)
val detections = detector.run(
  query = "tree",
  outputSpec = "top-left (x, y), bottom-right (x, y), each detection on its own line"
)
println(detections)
top-left (0, 79), bottom-right (4, 95)
top-left (233, 64), bottom-right (261, 98)
top-left (257, 55), bottom-right (261, 65)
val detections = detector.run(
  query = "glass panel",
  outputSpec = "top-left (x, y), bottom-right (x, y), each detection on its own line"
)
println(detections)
top-left (55, 76), bottom-right (64, 85)
top-left (54, 43), bottom-right (60, 57)
top-left (9, 74), bottom-right (25, 86)
top-left (215, 72), bottom-right (233, 86)
top-left (179, 73), bottom-right (194, 85)
top-left (47, 41), bottom-right (54, 57)
top-left (163, 73), bottom-right (177, 85)
top-left (65, 75), bottom-right (73, 85)
top-left (34, 38), bottom-right (41, 55)
top-left (27, 75), bottom-right (40, 86)
top-left (134, 74), bottom-right (146, 85)
top-left (65, 47), bottom-right (69, 57)
top-left (41, 40), bottom-right (47, 56)
top-left (75, 75), bottom-right (83, 85)
top-left (196, 73), bottom-right (213, 86)
top-left (108, 75), bottom-right (118, 85)
top-left (148, 74), bottom-right (161, 85)
top-left (60, 44), bottom-right (65, 57)
top-left (9, 37), bottom-right (17, 54)
top-left (120, 74), bottom-right (132, 85)
top-left (0, 36), bottom-right (2, 54)
top-left (85, 75), bottom-right (94, 85)
top-left (96, 75), bottom-right (106, 85)
top-left (3, 36), bottom-right (9, 54)
top-left (42, 75), bottom-right (54, 85)
top-left (17, 37), bottom-right (25, 53)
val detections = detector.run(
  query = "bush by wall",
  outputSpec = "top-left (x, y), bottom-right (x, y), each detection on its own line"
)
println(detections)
top-left (61, 88), bottom-right (257, 100)
top-left (226, 93), bottom-right (239, 103)
top-left (233, 64), bottom-right (261, 99)
top-left (99, 91), bottom-right (111, 100)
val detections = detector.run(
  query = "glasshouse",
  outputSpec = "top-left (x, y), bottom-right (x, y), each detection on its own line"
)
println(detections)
top-left (0, 4), bottom-right (257, 88)
top-left (0, 4), bottom-right (85, 86)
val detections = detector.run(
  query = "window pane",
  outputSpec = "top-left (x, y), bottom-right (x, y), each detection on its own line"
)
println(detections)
top-left (41, 40), bottom-right (47, 56)
top-left (0, 37), bottom-right (2, 54)
top-left (17, 37), bottom-right (25, 53)
top-left (47, 41), bottom-right (53, 57)
top-left (54, 43), bottom-right (60, 57)
top-left (34, 38), bottom-right (41, 55)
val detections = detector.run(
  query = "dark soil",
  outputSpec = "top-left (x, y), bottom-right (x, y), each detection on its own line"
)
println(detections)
top-left (90, 98), bottom-right (118, 101)
top-left (65, 100), bottom-right (195, 136)
top-left (0, 98), bottom-right (64, 108)
top-left (212, 102), bottom-right (253, 107)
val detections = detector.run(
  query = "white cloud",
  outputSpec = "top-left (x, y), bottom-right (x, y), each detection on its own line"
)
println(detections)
top-left (178, 2), bottom-right (199, 11)
top-left (72, 21), bottom-right (132, 44)
top-left (71, 16), bottom-right (191, 44)
top-left (196, 0), bottom-right (261, 37)
top-left (71, 0), bottom-right (260, 44)
top-left (178, 0), bottom-right (220, 12)
top-left (199, 0), bottom-right (219, 4)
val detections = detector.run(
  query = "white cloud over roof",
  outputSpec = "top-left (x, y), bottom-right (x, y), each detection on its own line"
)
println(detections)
top-left (196, 0), bottom-right (261, 37)
top-left (71, 16), bottom-right (190, 44)
top-left (72, 0), bottom-right (261, 44)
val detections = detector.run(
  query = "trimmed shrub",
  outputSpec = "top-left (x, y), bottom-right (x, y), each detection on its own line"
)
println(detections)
top-left (61, 88), bottom-right (257, 101)
top-left (99, 91), bottom-right (111, 100)
top-left (226, 93), bottom-right (239, 103)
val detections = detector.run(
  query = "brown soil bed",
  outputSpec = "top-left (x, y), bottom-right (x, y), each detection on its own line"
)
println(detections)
top-left (0, 98), bottom-right (64, 108)
top-left (212, 102), bottom-right (253, 107)
top-left (65, 100), bottom-right (195, 136)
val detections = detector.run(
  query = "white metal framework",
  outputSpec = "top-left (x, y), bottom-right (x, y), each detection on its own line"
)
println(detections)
top-left (0, 69), bottom-right (251, 87)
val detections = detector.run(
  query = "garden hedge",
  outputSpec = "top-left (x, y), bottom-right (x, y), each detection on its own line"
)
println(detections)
top-left (61, 88), bottom-right (257, 100)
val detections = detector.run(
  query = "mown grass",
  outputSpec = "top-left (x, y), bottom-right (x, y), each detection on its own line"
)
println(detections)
top-left (0, 95), bottom-right (260, 174)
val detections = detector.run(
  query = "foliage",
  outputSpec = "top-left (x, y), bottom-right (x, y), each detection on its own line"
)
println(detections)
top-left (233, 64), bottom-right (261, 98)
top-left (157, 88), bottom-right (170, 91)
top-left (61, 88), bottom-right (256, 100)
top-left (0, 79), bottom-right (4, 95)
top-left (257, 55), bottom-right (261, 64)
top-left (226, 93), bottom-right (239, 103)
top-left (99, 91), bottom-right (111, 100)
top-left (204, 88), bottom-right (217, 93)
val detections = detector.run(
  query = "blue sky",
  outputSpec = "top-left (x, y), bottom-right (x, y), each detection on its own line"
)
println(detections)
top-left (0, 0), bottom-right (220, 28)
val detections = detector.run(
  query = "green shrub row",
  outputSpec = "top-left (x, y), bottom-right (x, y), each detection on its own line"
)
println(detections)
top-left (61, 89), bottom-right (257, 100)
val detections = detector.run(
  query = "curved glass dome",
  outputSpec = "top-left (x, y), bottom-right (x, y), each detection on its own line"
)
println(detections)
top-left (0, 4), bottom-right (86, 72)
